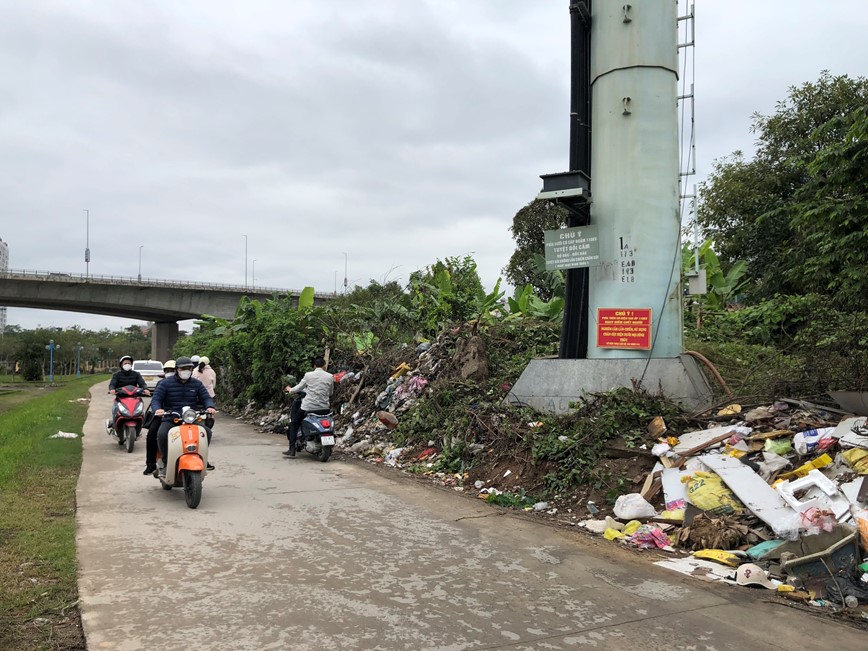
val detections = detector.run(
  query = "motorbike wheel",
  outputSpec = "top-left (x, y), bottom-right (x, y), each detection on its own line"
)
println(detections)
top-left (124, 425), bottom-right (136, 453)
top-left (316, 444), bottom-right (332, 462)
top-left (182, 470), bottom-right (203, 509)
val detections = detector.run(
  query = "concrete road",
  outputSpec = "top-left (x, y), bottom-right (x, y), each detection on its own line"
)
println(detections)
top-left (77, 383), bottom-right (865, 650)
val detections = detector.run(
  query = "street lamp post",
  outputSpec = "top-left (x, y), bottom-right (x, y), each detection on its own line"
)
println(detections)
top-left (243, 234), bottom-right (248, 288)
top-left (76, 342), bottom-right (82, 378)
top-left (343, 252), bottom-right (348, 294)
top-left (252, 259), bottom-right (257, 288)
top-left (84, 209), bottom-right (90, 279)
top-left (45, 339), bottom-right (60, 384)
top-left (138, 245), bottom-right (144, 281)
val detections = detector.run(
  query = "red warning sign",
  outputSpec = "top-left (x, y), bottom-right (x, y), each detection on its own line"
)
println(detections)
top-left (597, 308), bottom-right (652, 350)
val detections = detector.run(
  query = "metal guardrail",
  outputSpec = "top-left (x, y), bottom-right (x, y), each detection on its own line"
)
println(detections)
top-left (0, 269), bottom-right (334, 299)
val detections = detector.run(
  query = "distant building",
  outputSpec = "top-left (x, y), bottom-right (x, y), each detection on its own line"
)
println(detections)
top-left (0, 237), bottom-right (7, 335)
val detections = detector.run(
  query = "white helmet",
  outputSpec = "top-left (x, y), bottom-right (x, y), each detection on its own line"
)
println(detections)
top-left (735, 563), bottom-right (775, 589)
top-left (191, 355), bottom-right (201, 364)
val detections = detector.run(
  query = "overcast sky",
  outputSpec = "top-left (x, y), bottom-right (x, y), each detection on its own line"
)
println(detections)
top-left (2, 0), bottom-right (866, 331)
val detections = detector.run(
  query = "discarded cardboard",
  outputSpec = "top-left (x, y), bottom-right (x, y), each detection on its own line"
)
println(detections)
top-left (699, 453), bottom-right (798, 538)
top-left (653, 557), bottom-right (734, 583)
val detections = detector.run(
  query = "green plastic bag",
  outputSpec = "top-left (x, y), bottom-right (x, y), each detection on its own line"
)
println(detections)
top-left (763, 438), bottom-right (793, 455)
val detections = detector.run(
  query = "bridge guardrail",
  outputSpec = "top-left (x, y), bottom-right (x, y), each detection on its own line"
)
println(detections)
top-left (0, 269), bottom-right (335, 299)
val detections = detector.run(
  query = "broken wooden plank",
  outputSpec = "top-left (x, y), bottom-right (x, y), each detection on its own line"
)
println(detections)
top-left (673, 432), bottom-right (737, 469)
top-left (640, 471), bottom-right (663, 501)
top-left (672, 425), bottom-right (750, 455)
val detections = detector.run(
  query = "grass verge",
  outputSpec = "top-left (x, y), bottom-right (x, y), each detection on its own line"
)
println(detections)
top-left (0, 377), bottom-right (103, 651)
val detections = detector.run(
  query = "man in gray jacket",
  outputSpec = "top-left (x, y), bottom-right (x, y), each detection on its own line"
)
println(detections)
top-left (283, 357), bottom-right (334, 458)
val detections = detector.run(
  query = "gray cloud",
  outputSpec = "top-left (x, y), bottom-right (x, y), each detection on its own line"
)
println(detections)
top-left (2, 0), bottom-right (866, 330)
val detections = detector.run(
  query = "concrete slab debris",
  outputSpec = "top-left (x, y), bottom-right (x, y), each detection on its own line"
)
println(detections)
top-left (698, 453), bottom-right (798, 538)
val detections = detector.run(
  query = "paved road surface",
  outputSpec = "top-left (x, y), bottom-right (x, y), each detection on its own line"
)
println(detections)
top-left (77, 383), bottom-right (865, 650)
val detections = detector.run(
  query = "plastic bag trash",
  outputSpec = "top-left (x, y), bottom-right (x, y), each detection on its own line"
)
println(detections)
top-left (776, 454), bottom-right (833, 482)
top-left (628, 524), bottom-right (673, 550)
top-left (842, 449), bottom-right (868, 474)
top-left (384, 448), bottom-right (404, 466)
top-left (613, 493), bottom-right (657, 519)
top-left (756, 451), bottom-right (791, 481)
top-left (622, 520), bottom-right (642, 536)
top-left (474, 480), bottom-right (484, 490)
top-left (533, 501), bottom-right (550, 512)
top-left (49, 431), bottom-right (79, 439)
top-left (798, 507), bottom-right (838, 535)
top-left (724, 440), bottom-right (751, 458)
top-left (604, 528), bottom-right (625, 541)
top-left (693, 549), bottom-right (741, 566)
top-left (764, 438), bottom-right (793, 455)
top-left (651, 442), bottom-right (671, 457)
top-left (793, 428), bottom-right (836, 456)
top-left (683, 471), bottom-right (744, 515)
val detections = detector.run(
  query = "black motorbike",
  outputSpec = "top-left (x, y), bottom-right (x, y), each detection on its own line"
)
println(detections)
top-left (288, 392), bottom-right (335, 462)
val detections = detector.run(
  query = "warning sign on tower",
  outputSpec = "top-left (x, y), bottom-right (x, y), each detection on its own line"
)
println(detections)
top-left (597, 308), bottom-right (652, 350)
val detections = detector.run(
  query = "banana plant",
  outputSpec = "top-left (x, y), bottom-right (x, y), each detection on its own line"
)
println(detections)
top-left (508, 284), bottom-right (565, 320)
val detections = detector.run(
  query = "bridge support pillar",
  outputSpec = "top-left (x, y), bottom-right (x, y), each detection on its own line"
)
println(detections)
top-left (152, 321), bottom-right (179, 362)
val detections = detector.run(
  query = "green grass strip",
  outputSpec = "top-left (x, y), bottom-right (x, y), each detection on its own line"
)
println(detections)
top-left (0, 377), bottom-right (105, 650)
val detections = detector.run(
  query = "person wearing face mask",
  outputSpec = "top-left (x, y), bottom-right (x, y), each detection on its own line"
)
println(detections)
top-left (108, 355), bottom-right (150, 424)
top-left (151, 357), bottom-right (216, 474)
top-left (108, 355), bottom-right (149, 394)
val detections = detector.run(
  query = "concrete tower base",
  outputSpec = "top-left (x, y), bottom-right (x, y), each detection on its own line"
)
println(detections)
top-left (507, 356), bottom-right (713, 414)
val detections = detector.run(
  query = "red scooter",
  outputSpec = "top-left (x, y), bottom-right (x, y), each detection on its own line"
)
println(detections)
top-left (105, 385), bottom-right (149, 453)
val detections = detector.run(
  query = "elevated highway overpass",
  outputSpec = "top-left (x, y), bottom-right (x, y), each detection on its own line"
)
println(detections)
top-left (0, 270), bottom-right (330, 360)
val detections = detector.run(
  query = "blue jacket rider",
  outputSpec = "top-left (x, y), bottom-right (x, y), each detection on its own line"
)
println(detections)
top-left (150, 356), bottom-right (216, 474)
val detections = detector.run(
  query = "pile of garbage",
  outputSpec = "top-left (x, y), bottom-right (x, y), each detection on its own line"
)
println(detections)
top-left (578, 402), bottom-right (868, 613)
top-left (248, 324), bottom-right (868, 615)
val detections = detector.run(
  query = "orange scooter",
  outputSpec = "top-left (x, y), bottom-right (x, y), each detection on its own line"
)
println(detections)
top-left (154, 408), bottom-right (210, 509)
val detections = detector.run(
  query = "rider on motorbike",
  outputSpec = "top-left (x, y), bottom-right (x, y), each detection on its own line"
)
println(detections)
top-left (108, 355), bottom-right (149, 420)
top-left (109, 355), bottom-right (148, 393)
top-left (151, 357), bottom-right (216, 474)
top-left (283, 357), bottom-right (334, 458)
